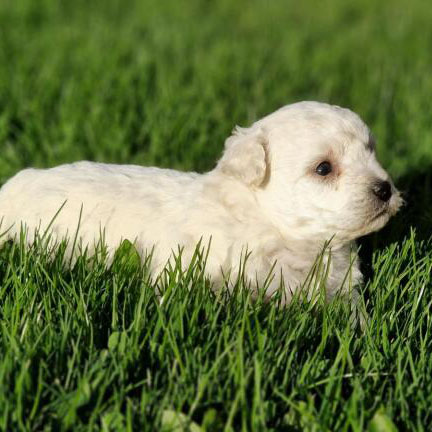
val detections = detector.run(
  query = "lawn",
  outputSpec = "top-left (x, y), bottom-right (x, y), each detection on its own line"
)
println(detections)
top-left (1, 0), bottom-right (432, 430)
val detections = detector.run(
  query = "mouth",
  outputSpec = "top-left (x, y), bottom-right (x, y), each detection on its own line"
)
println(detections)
top-left (369, 190), bottom-right (404, 222)
top-left (370, 207), bottom-right (389, 222)
top-left (345, 191), bottom-right (403, 240)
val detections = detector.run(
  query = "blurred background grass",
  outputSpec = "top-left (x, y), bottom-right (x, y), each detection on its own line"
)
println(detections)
top-left (1, 0), bottom-right (432, 181)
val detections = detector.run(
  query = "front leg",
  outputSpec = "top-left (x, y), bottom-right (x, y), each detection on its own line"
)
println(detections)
top-left (326, 245), bottom-right (368, 330)
top-left (264, 245), bottom-right (369, 329)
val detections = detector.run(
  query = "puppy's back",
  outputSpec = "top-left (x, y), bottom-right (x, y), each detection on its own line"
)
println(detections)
top-left (0, 161), bottom-right (201, 257)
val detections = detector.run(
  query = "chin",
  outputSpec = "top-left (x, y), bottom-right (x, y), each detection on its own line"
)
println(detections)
top-left (360, 211), bottom-right (393, 238)
top-left (334, 213), bottom-right (391, 243)
top-left (371, 211), bottom-right (392, 230)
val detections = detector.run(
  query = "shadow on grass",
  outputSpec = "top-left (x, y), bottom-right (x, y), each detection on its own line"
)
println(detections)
top-left (358, 167), bottom-right (432, 281)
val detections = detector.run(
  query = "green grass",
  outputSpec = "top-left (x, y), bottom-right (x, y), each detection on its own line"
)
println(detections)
top-left (1, 0), bottom-right (432, 430)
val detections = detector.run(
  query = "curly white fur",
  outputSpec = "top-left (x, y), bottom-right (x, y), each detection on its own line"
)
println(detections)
top-left (0, 101), bottom-right (402, 303)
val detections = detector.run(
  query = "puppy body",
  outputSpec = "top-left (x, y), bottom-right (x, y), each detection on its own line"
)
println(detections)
top-left (0, 161), bottom-right (331, 299)
top-left (0, 102), bottom-right (402, 302)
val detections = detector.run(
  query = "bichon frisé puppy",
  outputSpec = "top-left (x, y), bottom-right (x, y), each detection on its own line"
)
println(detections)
top-left (0, 101), bottom-right (402, 307)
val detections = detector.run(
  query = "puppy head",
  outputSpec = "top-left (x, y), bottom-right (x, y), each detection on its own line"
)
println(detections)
top-left (216, 101), bottom-right (402, 246)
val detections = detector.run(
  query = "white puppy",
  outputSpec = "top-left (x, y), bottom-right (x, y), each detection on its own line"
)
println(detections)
top-left (0, 101), bottom-right (402, 304)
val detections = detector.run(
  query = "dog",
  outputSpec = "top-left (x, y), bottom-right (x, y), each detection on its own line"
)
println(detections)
top-left (0, 101), bottom-right (402, 308)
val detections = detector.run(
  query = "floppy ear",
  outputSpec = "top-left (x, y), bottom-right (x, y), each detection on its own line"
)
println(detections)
top-left (216, 126), bottom-right (268, 187)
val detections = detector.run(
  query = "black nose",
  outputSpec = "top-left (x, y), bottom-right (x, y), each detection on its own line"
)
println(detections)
top-left (373, 180), bottom-right (392, 202)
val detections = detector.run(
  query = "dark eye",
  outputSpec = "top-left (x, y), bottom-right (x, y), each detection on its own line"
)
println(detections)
top-left (316, 161), bottom-right (332, 176)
